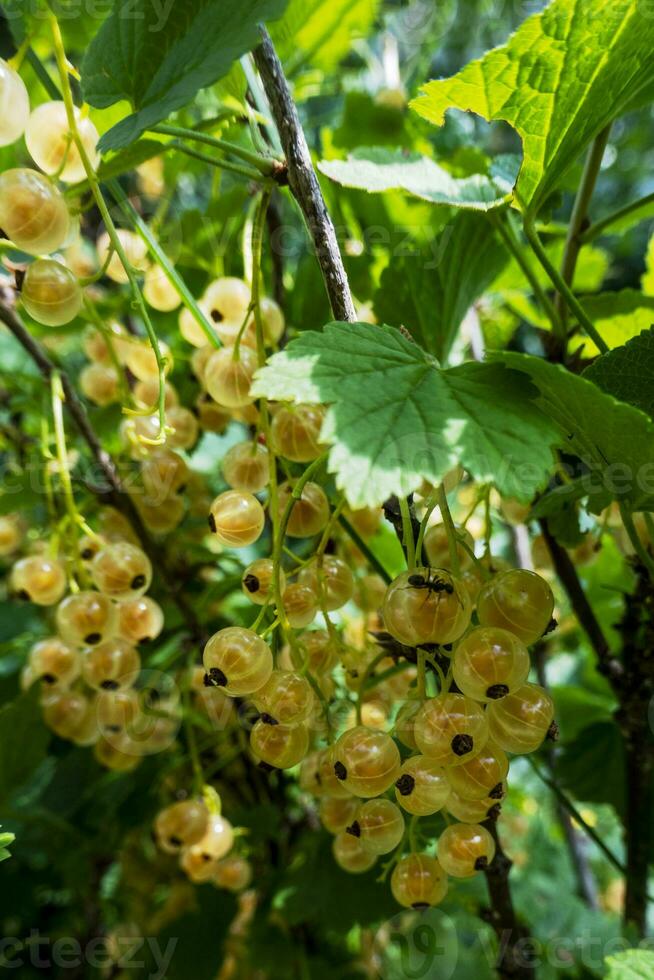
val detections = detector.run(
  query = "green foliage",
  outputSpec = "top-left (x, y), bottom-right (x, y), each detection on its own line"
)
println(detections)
top-left (82, 0), bottom-right (288, 150)
top-left (496, 352), bottom-right (654, 511)
top-left (373, 212), bottom-right (509, 362)
top-left (411, 0), bottom-right (654, 214)
top-left (584, 328), bottom-right (654, 420)
top-left (319, 148), bottom-right (515, 211)
top-left (0, 826), bottom-right (15, 862)
top-left (575, 292), bottom-right (654, 355)
top-left (253, 321), bottom-right (559, 506)
top-left (0, 691), bottom-right (50, 805)
top-left (605, 949), bottom-right (654, 979)
top-left (272, 0), bottom-right (379, 73)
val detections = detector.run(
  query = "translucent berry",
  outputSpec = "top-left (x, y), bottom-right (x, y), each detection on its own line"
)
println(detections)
top-left (94, 735), bottom-right (140, 772)
top-left (180, 814), bottom-right (234, 882)
top-left (254, 669), bottom-right (314, 726)
top-left (277, 481), bottom-right (330, 538)
top-left (446, 790), bottom-right (500, 824)
top-left (212, 855), bottom-right (252, 892)
top-left (91, 542), bottom-right (152, 600)
top-left (11, 555), bottom-right (66, 606)
top-left (487, 682), bottom-right (554, 754)
top-left (282, 581), bottom-right (318, 628)
top-left (97, 229), bottom-right (148, 284)
top-left (250, 718), bottom-right (309, 768)
top-left (81, 638), bottom-right (141, 691)
top-left (202, 277), bottom-right (251, 326)
top-left (383, 567), bottom-right (472, 646)
top-left (42, 689), bottom-right (94, 741)
top-left (25, 101), bottom-right (99, 183)
top-left (270, 404), bottom-right (325, 462)
top-left (96, 688), bottom-right (140, 735)
top-left (452, 627), bottom-right (531, 703)
top-left (203, 626), bottom-right (273, 696)
top-left (332, 726), bottom-right (401, 798)
top-left (222, 441), bottom-right (270, 493)
top-left (319, 796), bottom-right (359, 834)
top-left (204, 346), bottom-right (257, 408)
top-left (28, 637), bottom-right (80, 688)
top-left (80, 363), bottom-right (120, 406)
top-left (56, 590), bottom-right (118, 647)
top-left (155, 800), bottom-right (209, 854)
top-left (118, 596), bottom-right (164, 644)
top-left (298, 556), bottom-right (354, 611)
top-left (414, 693), bottom-right (489, 767)
top-left (241, 558), bottom-right (285, 606)
top-left (394, 755), bottom-right (451, 816)
top-left (391, 854), bottom-right (448, 908)
top-left (447, 742), bottom-right (509, 801)
top-left (423, 524), bottom-right (474, 569)
top-left (353, 798), bottom-right (405, 855)
top-left (143, 266), bottom-right (180, 312)
top-left (209, 490), bottom-right (265, 547)
top-left (0, 168), bottom-right (70, 254)
top-left (0, 514), bottom-right (23, 556)
top-left (141, 450), bottom-right (189, 498)
top-left (437, 822), bottom-right (495, 877)
top-left (477, 569), bottom-right (555, 644)
top-left (332, 830), bottom-right (376, 873)
top-left (21, 259), bottom-right (82, 327)
top-left (124, 339), bottom-right (172, 384)
top-left (0, 59), bottom-right (30, 146)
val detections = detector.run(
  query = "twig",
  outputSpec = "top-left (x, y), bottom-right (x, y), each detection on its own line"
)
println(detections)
top-left (0, 301), bottom-right (203, 640)
top-left (481, 811), bottom-right (535, 979)
top-left (556, 126), bottom-right (611, 334)
top-left (253, 28), bottom-right (356, 323)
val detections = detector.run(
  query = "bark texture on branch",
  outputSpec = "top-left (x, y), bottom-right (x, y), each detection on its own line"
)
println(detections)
top-left (253, 28), bottom-right (356, 323)
top-left (0, 300), bottom-right (203, 641)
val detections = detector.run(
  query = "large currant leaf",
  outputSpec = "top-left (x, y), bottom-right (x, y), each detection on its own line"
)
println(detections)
top-left (318, 148), bottom-right (515, 211)
top-left (574, 290), bottom-right (654, 355)
top-left (584, 327), bottom-right (654, 420)
top-left (605, 950), bottom-right (654, 980)
top-left (252, 322), bottom-right (558, 507)
top-left (81, 0), bottom-right (288, 152)
top-left (411, 0), bottom-right (654, 215)
top-left (496, 352), bottom-right (654, 511)
top-left (374, 212), bottom-right (508, 363)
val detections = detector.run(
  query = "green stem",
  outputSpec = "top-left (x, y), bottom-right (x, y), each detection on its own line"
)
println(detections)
top-left (557, 126), bottom-right (611, 334)
top-left (492, 211), bottom-right (562, 339)
top-left (167, 140), bottom-right (264, 182)
top-left (437, 484), bottom-right (461, 576)
top-left (523, 218), bottom-right (609, 354)
top-left (581, 191), bottom-right (654, 243)
top-left (415, 487), bottom-right (439, 568)
top-left (338, 515), bottom-right (391, 583)
top-left (150, 123), bottom-right (280, 175)
top-left (619, 504), bottom-right (654, 580)
top-left (106, 180), bottom-right (221, 351)
top-left (49, 15), bottom-right (169, 438)
top-left (399, 496), bottom-right (416, 569)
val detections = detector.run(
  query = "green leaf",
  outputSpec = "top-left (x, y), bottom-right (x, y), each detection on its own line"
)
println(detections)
top-left (411, 0), bottom-right (654, 214)
top-left (583, 328), bottom-right (654, 421)
top-left (642, 232), bottom-right (654, 296)
top-left (373, 212), bottom-right (509, 362)
top-left (574, 290), bottom-right (654, 356)
top-left (82, 0), bottom-right (288, 152)
top-left (494, 352), bottom-right (654, 511)
top-left (551, 685), bottom-right (616, 742)
top-left (252, 321), bottom-right (558, 507)
top-left (318, 148), bottom-right (515, 211)
top-left (605, 950), bottom-right (654, 980)
top-left (96, 139), bottom-right (166, 182)
top-left (492, 239), bottom-right (608, 295)
top-left (272, 0), bottom-right (379, 73)
top-left (557, 722), bottom-right (626, 816)
top-left (0, 692), bottom-right (50, 805)
top-left (0, 828), bottom-right (15, 863)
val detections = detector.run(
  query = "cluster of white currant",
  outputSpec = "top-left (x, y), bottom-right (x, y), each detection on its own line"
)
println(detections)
top-left (196, 460), bottom-right (557, 908)
top-left (153, 795), bottom-right (252, 893)
top-left (7, 517), bottom-right (175, 770)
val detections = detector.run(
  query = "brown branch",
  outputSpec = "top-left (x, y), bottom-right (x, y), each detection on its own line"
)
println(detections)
top-left (0, 300), bottom-right (203, 641)
top-left (481, 812), bottom-right (534, 979)
top-left (616, 563), bottom-right (654, 934)
top-left (253, 28), bottom-right (356, 323)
